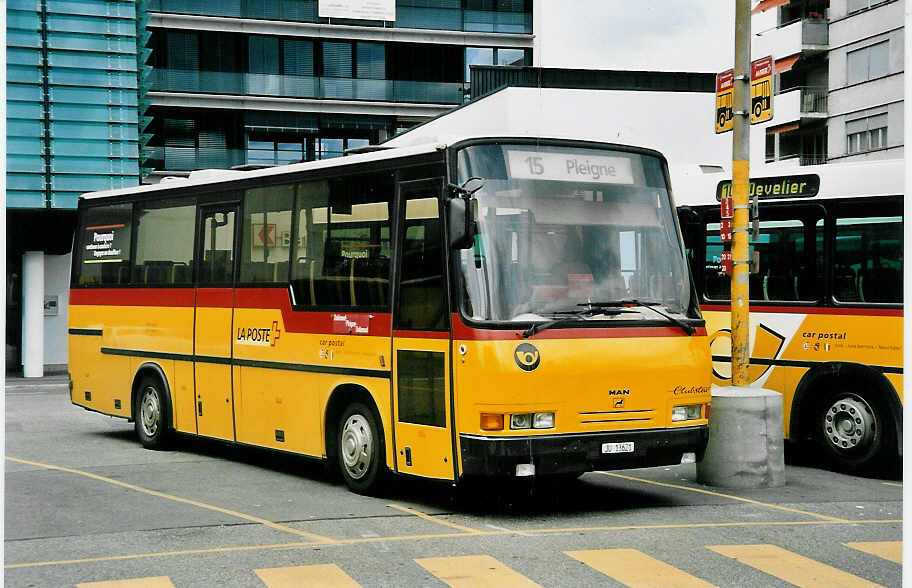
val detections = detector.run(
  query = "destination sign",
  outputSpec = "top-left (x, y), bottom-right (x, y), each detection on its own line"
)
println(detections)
top-left (716, 174), bottom-right (820, 201)
top-left (507, 151), bottom-right (634, 184)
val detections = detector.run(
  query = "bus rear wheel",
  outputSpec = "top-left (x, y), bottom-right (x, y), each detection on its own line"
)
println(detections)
top-left (812, 387), bottom-right (892, 475)
top-left (338, 403), bottom-right (386, 495)
top-left (135, 376), bottom-right (170, 450)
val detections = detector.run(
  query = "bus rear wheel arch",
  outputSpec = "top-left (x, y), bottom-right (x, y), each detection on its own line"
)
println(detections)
top-left (793, 364), bottom-right (899, 475)
top-left (132, 368), bottom-right (173, 450)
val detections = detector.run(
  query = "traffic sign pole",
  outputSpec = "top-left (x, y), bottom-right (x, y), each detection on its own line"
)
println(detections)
top-left (731, 0), bottom-right (751, 386)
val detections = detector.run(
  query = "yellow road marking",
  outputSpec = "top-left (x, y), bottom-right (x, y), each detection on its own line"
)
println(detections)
top-left (416, 555), bottom-right (541, 587)
top-left (565, 548), bottom-right (715, 587)
top-left (708, 544), bottom-right (884, 587)
top-left (6, 456), bottom-right (334, 543)
top-left (597, 471), bottom-right (847, 522)
top-left (5, 520), bottom-right (901, 570)
top-left (386, 504), bottom-right (482, 534)
top-left (77, 577), bottom-right (175, 588)
top-left (255, 564), bottom-right (360, 587)
top-left (845, 541), bottom-right (902, 564)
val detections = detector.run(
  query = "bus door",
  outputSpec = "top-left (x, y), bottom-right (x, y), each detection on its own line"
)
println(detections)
top-left (194, 203), bottom-right (239, 441)
top-left (391, 179), bottom-right (455, 480)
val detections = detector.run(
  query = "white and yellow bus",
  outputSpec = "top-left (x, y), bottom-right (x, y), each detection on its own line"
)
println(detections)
top-left (676, 159), bottom-right (902, 475)
top-left (69, 136), bottom-right (711, 494)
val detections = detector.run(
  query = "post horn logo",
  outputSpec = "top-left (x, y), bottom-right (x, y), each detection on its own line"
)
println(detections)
top-left (514, 343), bottom-right (541, 372)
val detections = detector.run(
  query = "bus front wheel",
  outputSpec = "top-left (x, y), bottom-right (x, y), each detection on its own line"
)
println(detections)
top-left (812, 387), bottom-right (892, 475)
top-left (135, 376), bottom-right (171, 450)
top-left (338, 403), bottom-right (386, 495)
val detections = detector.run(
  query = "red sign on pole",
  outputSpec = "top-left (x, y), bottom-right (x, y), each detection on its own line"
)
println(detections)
top-left (720, 218), bottom-right (732, 242)
top-left (720, 250), bottom-right (733, 275)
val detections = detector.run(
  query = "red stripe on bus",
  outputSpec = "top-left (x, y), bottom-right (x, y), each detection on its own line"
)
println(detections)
top-left (196, 288), bottom-right (234, 308)
top-left (452, 315), bottom-right (706, 340)
top-left (700, 304), bottom-right (903, 317)
top-left (70, 288), bottom-right (195, 307)
top-left (234, 288), bottom-right (393, 336)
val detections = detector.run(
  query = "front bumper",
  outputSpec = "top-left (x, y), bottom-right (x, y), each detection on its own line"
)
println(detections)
top-left (459, 425), bottom-right (709, 477)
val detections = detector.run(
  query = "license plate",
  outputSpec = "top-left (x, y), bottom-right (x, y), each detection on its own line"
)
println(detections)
top-left (602, 442), bottom-right (635, 454)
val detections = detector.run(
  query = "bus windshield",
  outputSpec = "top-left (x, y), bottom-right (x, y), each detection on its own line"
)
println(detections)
top-left (456, 143), bottom-right (691, 323)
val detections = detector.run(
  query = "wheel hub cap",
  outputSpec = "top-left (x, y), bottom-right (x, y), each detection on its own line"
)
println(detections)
top-left (141, 388), bottom-right (160, 437)
top-left (823, 396), bottom-right (875, 451)
top-left (341, 415), bottom-right (372, 480)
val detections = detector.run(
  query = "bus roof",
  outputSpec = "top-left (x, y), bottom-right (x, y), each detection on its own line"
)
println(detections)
top-left (672, 158), bottom-right (904, 208)
top-left (80, 141), bottom-right (446, 201)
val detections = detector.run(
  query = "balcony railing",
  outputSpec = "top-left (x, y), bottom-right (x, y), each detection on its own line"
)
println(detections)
top-left (778, 86), bottom-right (827, 115)
top-left (147, 0), bottom-right (532, 33)
top-left (150, 70), bottom-right (466, 104)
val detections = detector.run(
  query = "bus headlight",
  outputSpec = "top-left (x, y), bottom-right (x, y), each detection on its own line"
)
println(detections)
top-left (510, 412), bottom-right (554, 429)
top-left (672, 404), bottom-right (702, 422)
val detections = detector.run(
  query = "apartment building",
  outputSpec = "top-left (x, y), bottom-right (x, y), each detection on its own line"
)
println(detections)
top-left (752, 0), bottom-right (903, 165)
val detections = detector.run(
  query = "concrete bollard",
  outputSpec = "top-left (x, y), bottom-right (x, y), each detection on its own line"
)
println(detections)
top-left (697, 386), bottom-right (785, 488)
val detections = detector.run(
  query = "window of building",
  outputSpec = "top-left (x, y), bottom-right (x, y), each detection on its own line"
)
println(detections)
top-left (848, 0), bottom-right (890, 13)
top-left (846, 113), bottom-right (887, 154)
top-left (846, 41), bottom-right (889, 85)
top-left (133, 199), bottom-right (196, 286)
top-left (240, 184), bottom-right (295, 283)
top-left (834, 214), bottom-right (902, 303)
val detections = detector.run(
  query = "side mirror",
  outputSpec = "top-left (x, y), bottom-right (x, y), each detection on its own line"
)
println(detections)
top-left (448, 178), bottom-right (483, 249)
top-left (448, 197), bottom-right (477, 249)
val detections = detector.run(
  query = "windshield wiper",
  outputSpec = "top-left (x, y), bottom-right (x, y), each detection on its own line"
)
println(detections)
top-left (579, 299), bottom-right (695, 336)
top-left (521, 305), bottom-right (636, 338)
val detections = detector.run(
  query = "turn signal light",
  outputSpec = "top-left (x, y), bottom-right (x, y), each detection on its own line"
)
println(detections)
top-left (480, 413), bottom-right (504, 431)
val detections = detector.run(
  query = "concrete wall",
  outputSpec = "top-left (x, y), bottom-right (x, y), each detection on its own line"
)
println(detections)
top-left (43, 253), bottom-right (71, 368)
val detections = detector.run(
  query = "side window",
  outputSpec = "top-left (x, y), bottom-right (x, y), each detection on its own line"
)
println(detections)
top-left (74, 203), bottom-right (133, 287)
top-left (834, 213), bottom-right (902, 304)
top-left (703, 211), bottom-right (823, 302)
top-left (133, 198), bottom-right (196, 286)
top-left (291, 173), bottom-right (392, 308)
top-left (396, 194), bottom-right (447, 331)
top-left (240, 184), bottom-right (295, 284)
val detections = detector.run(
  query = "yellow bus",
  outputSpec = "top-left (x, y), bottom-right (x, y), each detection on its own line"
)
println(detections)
top-left (69, 137), bottom-right (711, 494)
top-left (676, 159), bottom-right (903, 475)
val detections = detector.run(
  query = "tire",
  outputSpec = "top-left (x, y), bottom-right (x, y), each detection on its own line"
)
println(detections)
top-left (135, 376), bottom-right (171, 450)
top-left (812, 385), bottom-right (894, 475)
top-left (338, 402), bottom-right (386, 495)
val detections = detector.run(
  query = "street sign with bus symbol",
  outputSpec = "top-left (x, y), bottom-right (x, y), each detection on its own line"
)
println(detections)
top-left (750, 56), bottom-right (773, 124)
top-left (715, 56), bottom-right (774, 132)
top-left (715, 70), bottom-right (734, 134)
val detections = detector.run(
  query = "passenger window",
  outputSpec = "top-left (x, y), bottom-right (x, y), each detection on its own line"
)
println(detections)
top-left (396, 195), bottom-right (447, 331)
top-left (291, 173), bottom-right (392, 309)
top-left (704, 213), bottom-right (822, 302)
top-left (74, 203), bottom-right (133, 287)
top-left (834, 214), bottom-right (902, 304)
top-left (241, 184), bottom-right (295, 284)
top-left (133, 198), bottom-right (195, 286)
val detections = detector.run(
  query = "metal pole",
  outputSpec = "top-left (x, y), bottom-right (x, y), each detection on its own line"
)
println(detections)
top-left (731, 0), bottom-right (751, 385)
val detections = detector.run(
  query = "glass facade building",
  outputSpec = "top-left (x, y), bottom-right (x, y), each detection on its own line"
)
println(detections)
top-left (143, 0), bottom-right (533, 177)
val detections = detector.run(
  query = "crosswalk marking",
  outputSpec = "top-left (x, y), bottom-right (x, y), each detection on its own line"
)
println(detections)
top-left (255, 564), bottom-right (360, 587)
top-left (77, 578), bottom-right (175, 588)
top-left (416, 555), bottom-right (542, 587)
top-left (845, 541), bottom-right (902, 564)
top-left (565, 548), bottom-right (716, 587)
top-left (708, 544), bottom-right (884, 588)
